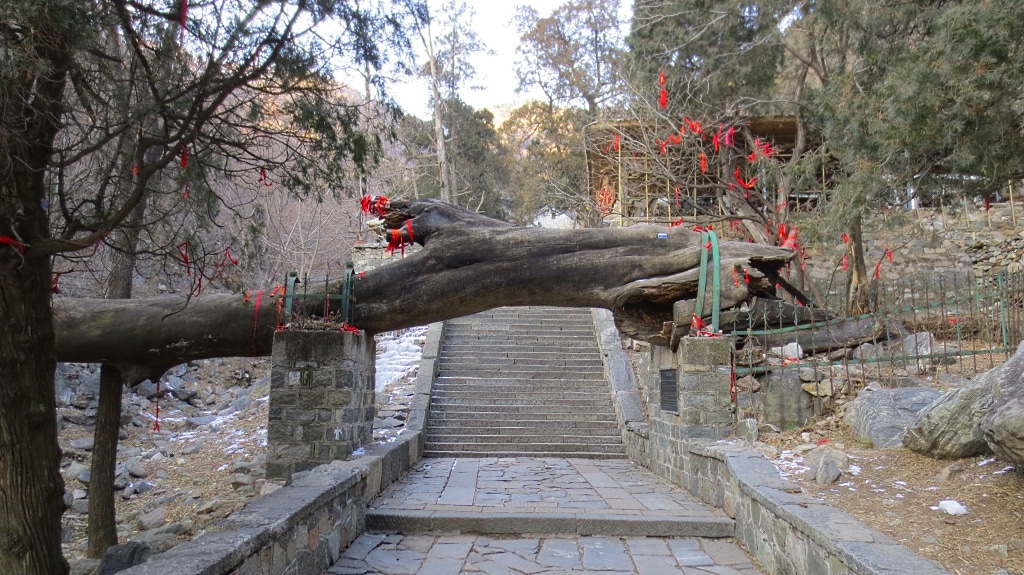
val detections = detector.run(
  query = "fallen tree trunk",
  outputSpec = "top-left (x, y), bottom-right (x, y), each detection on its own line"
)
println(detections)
top-left (55, 199), bottom-right (795, 381)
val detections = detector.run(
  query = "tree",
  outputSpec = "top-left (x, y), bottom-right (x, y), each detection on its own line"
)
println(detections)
top-left (499, 102), bottom-right (591, 225)
top-left (403, 0), bottom-right (490, 205)
top-left (0, 0), bottom-right (411, 571)
top-left (515, 0), bottom-right (626, 118)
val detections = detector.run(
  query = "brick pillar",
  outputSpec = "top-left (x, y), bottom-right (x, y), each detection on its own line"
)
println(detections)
top-left (267, 330), bottom-right (375, 480)
top-left (676, 337), bottom-right (735, 439)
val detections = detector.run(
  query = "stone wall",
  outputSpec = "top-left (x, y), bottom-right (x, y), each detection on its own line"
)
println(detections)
top-left (115, 432), bottom-right (422, 575)
top-left (267, 331), bottom-right (375, 480)
top-left (592, 310), bottom-right (952, 575)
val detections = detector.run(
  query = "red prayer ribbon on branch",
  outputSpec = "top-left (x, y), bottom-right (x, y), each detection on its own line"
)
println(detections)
top-left (361, 195), bottom-right (389, 217)
top-left (699, 153), bottom-right (707, 174)
top-left (659, 88), bottom-right (668, 110)
top-left (180, 146), bottom-right (188, 168)
top-left (0, 236), bottom-right (25, 252)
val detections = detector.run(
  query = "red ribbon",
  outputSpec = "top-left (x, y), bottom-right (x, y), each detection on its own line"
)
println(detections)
top-left (885, 247), bottom-right (893, 263)
top-left (177, 242), bottom-right (191, 277)
top-left (699, 153), bottom-right (707, 174)
top-left (258, 167), bottom-right (272, 186)
top-left (842, 255), bottom-right (849, 271)
top-left (180, 146), bottom-right (188, 168)
top-left (659, 88), bottom-right (668, 110)
top-left (724, 127), bottom-right (735, 147)
top-left (360, 195), bottom-right (389, 216)
top-left (658, 71), bottom-right (666, 86)
top-left (51, 271), bottom-right (63, 294)
top-left (339, 323), bottom-right (361, 333)
top-left (874, 261), bottom-right (882, 279)
top-left (842, 233), bottom-right (850, 244)
top-left (0, 236), bottom-right (25, 252)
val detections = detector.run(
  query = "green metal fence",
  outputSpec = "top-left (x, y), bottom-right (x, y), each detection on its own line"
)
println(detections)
top-left (732, 271), bottom-right (1024, 382)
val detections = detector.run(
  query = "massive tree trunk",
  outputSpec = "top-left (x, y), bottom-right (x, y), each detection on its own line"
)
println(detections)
top-left (53, 200), bottom-right (795, 380)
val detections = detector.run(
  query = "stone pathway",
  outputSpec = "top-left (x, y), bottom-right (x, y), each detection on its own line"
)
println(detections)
top-left (323, 457), bottom-right (765, 574)
top-left (327, 532), bottom-right (763, 575)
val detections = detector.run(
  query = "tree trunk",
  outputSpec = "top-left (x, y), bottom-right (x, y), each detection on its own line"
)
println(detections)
top-left (88, 195), bottom-right (146, 557)
top-left (0, 251), bottom-right (68, 575)
top-left (52, 199), bottom-right (795, 378)
top-left (87, 365), bottom-right (122, 557)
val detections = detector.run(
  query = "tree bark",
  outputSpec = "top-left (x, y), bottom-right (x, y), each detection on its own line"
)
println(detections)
top-left (87, 365), bottom-right (122, 557)
top-left (53, 199), bottom-right (795, 379)
top-left (0, 246), bottom-right (68, 575)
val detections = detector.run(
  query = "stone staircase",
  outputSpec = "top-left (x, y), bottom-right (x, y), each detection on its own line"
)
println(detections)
top-left (424, 307), bottom-right (626, 459)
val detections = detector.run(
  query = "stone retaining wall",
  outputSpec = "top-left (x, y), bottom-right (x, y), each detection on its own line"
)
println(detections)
top-left (592, 309), bottom-right (952, 575)
top-left (115, 322), bottom-right (445, 575)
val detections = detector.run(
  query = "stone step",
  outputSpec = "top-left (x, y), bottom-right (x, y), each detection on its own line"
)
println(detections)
top-left (422, 440), bottom-right (626, 454)
top-left (445, 324), bottom-right (596, 332)
top-left (440, 344), bottom-right (602, 355)
top-left (437, 357), bottom-right (605, 368)
top-left (430, 388), bottom-right (606, 399)
top-left (442, 334), bottom-right (599, 344)
top-left (434, 366), bottom-right (602, 376)
top-left (428, 401), bottom-right (610, 409)
top-left (432, 380), bottom-right (609, 390)
top-left (430, 393), bottom-right (612, 405)
top-left (428, 414), bottom-right (616, 425)
top-left (436, 373), bottom-right (606, 384)
top-left (426, 433), bottom-right (621, 444)
top-left (424, 419), bottom-right (621, 430)
top-left (439, 350), bottom-right (603, 360)
top-left (419, 449), bottom-right (627, 460)
top-left (365, 510), bottom-right (735, 538)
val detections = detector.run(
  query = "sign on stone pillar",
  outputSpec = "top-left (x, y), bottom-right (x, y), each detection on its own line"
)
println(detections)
top-left (676, 337), bottom-right (735, 439)
top-left (267, 330), bottom-right (375, 480)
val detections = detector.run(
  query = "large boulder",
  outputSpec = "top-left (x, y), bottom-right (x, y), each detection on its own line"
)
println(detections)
top-left (902, 371), bottom-right (997, 459)
top-left (981, 341), bottom-right (1024, 466)
top-left (845, 387), bottom-right (942, 448)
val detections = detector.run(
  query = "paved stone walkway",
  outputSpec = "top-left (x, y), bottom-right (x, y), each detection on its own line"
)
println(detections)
top-left (325, 457), bottom-right (766, 574)
top-left (327, 532), bottom-right (764, 575)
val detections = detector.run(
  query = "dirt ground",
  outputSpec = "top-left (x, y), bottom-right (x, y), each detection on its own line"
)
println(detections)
top-left (763, 413), bottom-right (1024, 575)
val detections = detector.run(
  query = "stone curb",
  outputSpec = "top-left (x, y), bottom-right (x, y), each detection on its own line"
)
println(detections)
top-left (365, 509), bottom-right (735, 538)
top-left (591, 308), bottom-right (644, 426)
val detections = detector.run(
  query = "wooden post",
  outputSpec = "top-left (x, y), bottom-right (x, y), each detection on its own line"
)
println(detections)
top-left (617, 139), bottom-right (624, 227)
top-left (1010, 180), bottom-right (1016, 229)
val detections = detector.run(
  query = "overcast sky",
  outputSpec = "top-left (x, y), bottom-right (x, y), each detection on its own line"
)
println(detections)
top-left (390, 0), bottom-right (631, 119)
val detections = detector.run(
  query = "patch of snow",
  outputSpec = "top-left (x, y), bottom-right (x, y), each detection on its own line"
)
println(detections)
top-left (978, 458), bottom-right (996, 466)
top-left (994, 466), bottom-right (1015, 475)
top-left (936, 499), bottom-right (968, 515)
top-left (374, 326), bottom-right (428, 392)
top-left (848, 465), bottom-right (861, 476)
top-left (351, 447), bottom-right (365, 457)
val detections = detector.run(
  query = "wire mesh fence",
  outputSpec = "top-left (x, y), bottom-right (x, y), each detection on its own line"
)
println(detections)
top-left (732, 271), bottom-right (1024, 383)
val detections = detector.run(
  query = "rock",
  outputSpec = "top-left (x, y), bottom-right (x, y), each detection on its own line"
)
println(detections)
top-left (981, 342), bottom-right (1024, 466)
top-left (799, 368), bottom-right (823, 383)
top-left (845, 387), bottom-right (942, 448)
top-left (801, 380), bottom-right (834, 397)
top-left (97, 541), bottom-right (153, 575)
top-left (195, 499), bottom-right (222, 514)
top-left (170, 385), bottom-right (198, 402)
top-left (760, 368), bottom-right (815, 429)
top-left (77, 469), bottom-right (91, 485)
top-left (128, 462), bottom-right (149, 478)
top-left (71, 499), bottom-right (90, 514)
top-left (934, 461), bottom-right (964, 482)
top-left (229, 396), bottom-right (251, 412)
top-left (65, 462), bottom-right (88, 481)
top-left (134, 481), bottom-right (156, 494)
top-left (903, 373), bottom-right (996, 458)
top-left (185, 415), bottom-right (218, 429)
top-left (179, 441), bottom-right (204, 455)
top-left (72, 489), bottom-right (87, 500)
top-left (734, 375), bottom-right (760, 393)
top-left (230, 474), bottom-right (252, 489)
top-left (113, 475), bottom-right (130, 490)
top-left (68, 437), bottom-right (94, 450)
top-left (804, 446), bottom-right (849, 485)
top-left (373, 417), bottom-right (403, 429)
top-left (136, 380), bottom-right (159, 400)
top-left (137, 506), bottom-right (167, 531)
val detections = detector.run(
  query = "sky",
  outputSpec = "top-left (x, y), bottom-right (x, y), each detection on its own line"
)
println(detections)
top-left (390, 0), bottom-right (630, 119)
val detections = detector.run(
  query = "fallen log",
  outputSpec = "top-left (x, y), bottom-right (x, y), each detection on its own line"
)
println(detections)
top-left (54, 199), bottom-right (795, 381)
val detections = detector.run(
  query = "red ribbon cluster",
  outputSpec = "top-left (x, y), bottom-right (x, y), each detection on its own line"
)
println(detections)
top-left (360, 195), bottom-right (389, 217)
top-left (385, 221), bottom-right (415, 256)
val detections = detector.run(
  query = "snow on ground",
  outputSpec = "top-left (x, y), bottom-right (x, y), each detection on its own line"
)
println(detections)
top-left (374, 326), bottom-right (428, 392)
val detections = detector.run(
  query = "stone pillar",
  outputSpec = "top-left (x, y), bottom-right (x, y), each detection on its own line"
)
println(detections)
top-left (267, 330), bottom-right (375, 480)
top-left (676, 337), bottom-right (735, 439)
